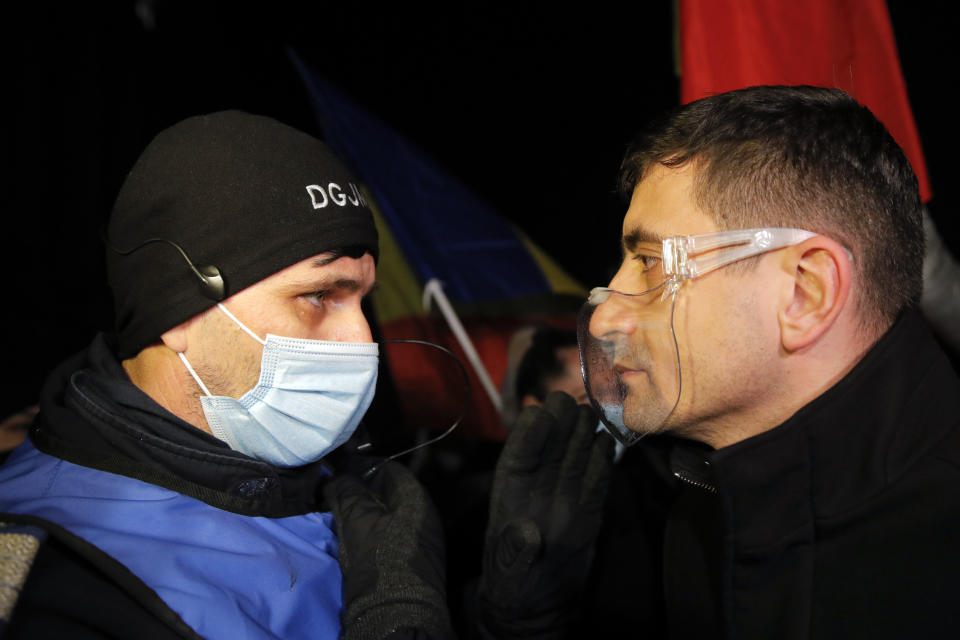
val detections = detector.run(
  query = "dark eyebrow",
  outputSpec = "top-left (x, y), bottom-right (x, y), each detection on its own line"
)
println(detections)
top-left (309, 254), bottom-right (374, 293)
top-left (328, 277), bottom-right (370, 293)
top-left (282, 274), bottom-right (375, 297)
top-left (622, 227), bottom-right (664, 255)
top-left (282, 255), bottom-right (376, 296)
top-left (312, 254), bottom-right (342, 267)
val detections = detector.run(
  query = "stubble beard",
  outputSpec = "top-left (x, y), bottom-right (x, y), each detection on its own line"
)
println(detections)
top-left (194, 317), bottom-right (264, 400)
top-left (614, 334), bottom-right (680, 436)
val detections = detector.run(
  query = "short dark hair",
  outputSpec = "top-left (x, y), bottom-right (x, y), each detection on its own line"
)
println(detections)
top-left (618, 85), bottom-right (924, 333)
top-left (515, 327), bottom-right (579, 403)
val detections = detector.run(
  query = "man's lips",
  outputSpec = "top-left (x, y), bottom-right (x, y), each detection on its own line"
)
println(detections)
top-left (614, 362), bottom-right (646, 378)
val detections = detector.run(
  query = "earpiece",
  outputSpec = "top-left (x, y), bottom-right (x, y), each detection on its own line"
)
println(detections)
top-left (103, 234), bottom-right (226, 301)
top-left (191, 262), bottom-right (226, 301)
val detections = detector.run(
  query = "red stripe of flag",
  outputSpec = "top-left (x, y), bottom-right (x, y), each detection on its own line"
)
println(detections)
top-left (679, 0), bottom-right (932, 202)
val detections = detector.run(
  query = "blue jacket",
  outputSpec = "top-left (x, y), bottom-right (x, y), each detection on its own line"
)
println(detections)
top-left (0, 333), bottom-right (344, 639)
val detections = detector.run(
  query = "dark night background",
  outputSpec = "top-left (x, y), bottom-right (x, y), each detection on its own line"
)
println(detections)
top-left (2, 2), bottom-right (957, 419)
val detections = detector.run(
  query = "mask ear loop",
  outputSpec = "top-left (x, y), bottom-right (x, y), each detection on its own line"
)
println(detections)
top-left (360, 339), bottom-right (472, 479)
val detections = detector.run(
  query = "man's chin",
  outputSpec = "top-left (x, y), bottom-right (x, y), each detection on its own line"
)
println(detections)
top-left (622, 396), bottom-right (673, 436)
top-left (623, 410), bottom-right (668, 436)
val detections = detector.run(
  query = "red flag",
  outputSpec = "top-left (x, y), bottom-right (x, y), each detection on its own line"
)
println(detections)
top-left (679, 0), bottom-right (932, 202)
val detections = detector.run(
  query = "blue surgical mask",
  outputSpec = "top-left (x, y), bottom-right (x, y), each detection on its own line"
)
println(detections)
top-left (179, 304), bottom-right (378, 467)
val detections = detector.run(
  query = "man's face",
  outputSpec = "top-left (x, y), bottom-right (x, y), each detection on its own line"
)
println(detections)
top-left (183, 252), bottom-right (376, 400)
top-left (590, 165), bottom-right (781, 443)
top-left (549, 346), bottom-right (589, 404)
top-left (522, 345), bottom-right (589, 409)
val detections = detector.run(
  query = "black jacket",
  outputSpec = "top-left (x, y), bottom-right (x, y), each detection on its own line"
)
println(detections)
top-left (582, 309), bottom-right (960, 638)
top-left (2, 333), bottom-right (334, 639)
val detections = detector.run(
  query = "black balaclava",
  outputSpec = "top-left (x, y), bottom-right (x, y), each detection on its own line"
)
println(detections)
top-left (106, 111), bottom-right (379, 359)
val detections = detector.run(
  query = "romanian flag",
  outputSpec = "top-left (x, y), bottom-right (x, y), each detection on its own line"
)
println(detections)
top-left (678, 0), bottom-right (932, 202)
top-left (290, 53), bottom-right (585, 441)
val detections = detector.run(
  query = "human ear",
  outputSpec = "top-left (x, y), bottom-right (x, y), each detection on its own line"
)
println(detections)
top-left (160, 316), bottom-right (197, 354)
top-left (777, 237), bottom-right (852, 352)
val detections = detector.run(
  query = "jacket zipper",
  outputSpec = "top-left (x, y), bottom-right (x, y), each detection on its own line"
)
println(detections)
top-left (673, 469), bottom-right (718, 494)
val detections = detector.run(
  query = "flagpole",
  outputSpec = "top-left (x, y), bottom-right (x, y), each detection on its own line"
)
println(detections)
top-left (423, 278), bottom-right (503, 413)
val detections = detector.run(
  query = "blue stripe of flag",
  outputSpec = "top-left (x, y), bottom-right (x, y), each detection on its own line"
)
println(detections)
top-left (290, 51), bottom-right (551, 304)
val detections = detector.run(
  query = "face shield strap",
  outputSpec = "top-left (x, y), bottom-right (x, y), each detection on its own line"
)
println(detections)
top-left (356, 339), bottom-right (472, 478)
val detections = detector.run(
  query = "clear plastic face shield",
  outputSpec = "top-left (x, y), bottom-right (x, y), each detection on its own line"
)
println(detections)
top-left (578, 227), bottom-right (816, 446)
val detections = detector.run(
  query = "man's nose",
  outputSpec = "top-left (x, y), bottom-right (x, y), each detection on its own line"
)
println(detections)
top-left (587, 264), bottom-right (641, 340)
top-left (326, 299), bottom-right (374, 343)
top-left (588, 293), bottom-right (636, 342)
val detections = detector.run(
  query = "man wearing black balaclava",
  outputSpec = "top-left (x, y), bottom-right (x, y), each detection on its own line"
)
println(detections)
top-left (0, 111), bottom-right (452, 640)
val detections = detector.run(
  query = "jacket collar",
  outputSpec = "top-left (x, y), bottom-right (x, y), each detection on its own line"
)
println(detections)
top-left (32, 333), bottom-right (331, 517)
top-left (672, 309), bottom-right (960, 548)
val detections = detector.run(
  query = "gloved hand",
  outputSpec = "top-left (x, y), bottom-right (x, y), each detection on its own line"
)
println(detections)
top-left (323, 461), bottom-right (454, 640)
top-left (477, 391), bottom-right (616, 639)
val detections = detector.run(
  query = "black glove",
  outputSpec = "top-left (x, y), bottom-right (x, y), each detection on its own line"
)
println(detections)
top-left (324, 461), bottom-right (454, 640)
top-left (477, 391), bottom-right (616, 639)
